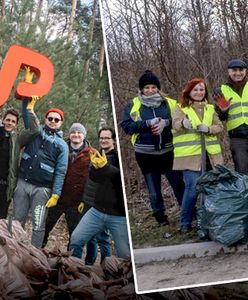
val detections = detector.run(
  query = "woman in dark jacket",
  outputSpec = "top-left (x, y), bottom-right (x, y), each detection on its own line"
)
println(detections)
top-left (121, 70), bottom-right (184, 225)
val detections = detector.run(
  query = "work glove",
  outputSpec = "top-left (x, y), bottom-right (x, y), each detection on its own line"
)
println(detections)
top-left (26, 95), bottom-right (40, 111)
top-left (152, 118), bottom-right (170, 135)
top-left (182, 118), bottom-right (192, 129)
top-left (197, 124), bottom-right (209, 133)
top-left (45, 194), bottom-right (59, 208)
top-left (146, 117), bottom-right (160, 127)
top-left (213, 93), bottom-right (231, 112)
top-left (90, 150), bottom-right (108, 169)
top-left (24, 66), bottom-right (34, 83)
top-left (78, 202), bottom-right (84, 214)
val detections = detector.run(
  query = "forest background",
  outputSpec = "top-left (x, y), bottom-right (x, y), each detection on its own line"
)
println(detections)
top-left (102, 0), bottom-right (248, 247)
top-left (0, 0), bottom-right (113, 145)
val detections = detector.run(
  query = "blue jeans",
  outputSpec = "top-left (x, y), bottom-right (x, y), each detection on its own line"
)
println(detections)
top-left (143, 170), bottom-right (184, 213)
top-left (181, 170), bottom-right (201, 226)
top-left (85, 230), bottom-right (112, 265)
top-left (69, 207), bottom-right (130, 259)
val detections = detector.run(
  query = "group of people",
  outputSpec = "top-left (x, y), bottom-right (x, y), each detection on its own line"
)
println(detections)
top-left (0, 66), bottom-right (130, 264)
top-left (121, 58), bottom-right (248, 233)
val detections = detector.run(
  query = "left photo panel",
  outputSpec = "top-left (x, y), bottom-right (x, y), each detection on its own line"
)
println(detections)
top-left (0, 0), bottom-right (134, 298)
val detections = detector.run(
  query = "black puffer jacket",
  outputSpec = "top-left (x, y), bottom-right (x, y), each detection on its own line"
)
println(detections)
top-left (83, 149), bottom-right (125, 216)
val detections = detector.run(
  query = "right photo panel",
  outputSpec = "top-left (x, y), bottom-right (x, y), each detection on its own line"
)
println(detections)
top-left (101, 0), bottom-right (248, 294)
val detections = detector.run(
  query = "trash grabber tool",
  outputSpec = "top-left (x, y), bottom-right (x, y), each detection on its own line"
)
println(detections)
top-left (199, 130), bottom-right (206, 207)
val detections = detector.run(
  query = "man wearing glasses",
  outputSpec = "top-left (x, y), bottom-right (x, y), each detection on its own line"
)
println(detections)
top-left (69, 126), bottom-right (130, 260)
top-left (13, 107), bottom-right (68, 248)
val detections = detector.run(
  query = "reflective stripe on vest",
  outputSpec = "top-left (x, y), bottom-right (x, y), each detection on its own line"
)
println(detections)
top-left (130, 96), bottom-right (177, 145)
top-left (221, 83), bottom-right (248, 131)
top-left (174, 104), bottom-right (221, 157)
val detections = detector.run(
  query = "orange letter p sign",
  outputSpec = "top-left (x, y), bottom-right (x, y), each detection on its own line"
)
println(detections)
top-left (0, 44), bottom-right (54, 106)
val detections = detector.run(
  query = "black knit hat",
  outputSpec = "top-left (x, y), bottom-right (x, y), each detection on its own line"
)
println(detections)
top-left (138, 70), bottom-right (161, 90)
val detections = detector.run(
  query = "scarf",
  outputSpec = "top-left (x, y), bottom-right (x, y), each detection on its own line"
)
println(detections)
top-left (139, 93), bottom-right (163, 108)
top-left (69, 140), bottom-right (87, 162)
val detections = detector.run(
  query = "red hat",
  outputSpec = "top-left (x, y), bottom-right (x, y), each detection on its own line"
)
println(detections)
top-left (45, 108), bottom-right (64, 121)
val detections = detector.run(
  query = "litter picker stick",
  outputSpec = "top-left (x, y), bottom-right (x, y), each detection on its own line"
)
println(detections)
top-left (199, 131), bottom-right (206, 207)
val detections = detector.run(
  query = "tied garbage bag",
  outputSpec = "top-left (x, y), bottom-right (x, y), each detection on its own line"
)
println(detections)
top-left (196, 165), bottom-right (248, 246)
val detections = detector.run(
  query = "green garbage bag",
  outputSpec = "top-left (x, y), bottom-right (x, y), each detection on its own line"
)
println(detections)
top-left (196, 165), bottom-right (248, 246)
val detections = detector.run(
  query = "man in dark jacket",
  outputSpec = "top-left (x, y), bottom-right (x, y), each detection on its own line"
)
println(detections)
top-left (69, 126), bottom-right (130, 259)
top-left (13, 107), bottom-right (68, 248)
top-left (43, 123), bottom-right (111, 264)
top-left (0, 109), bottom-right (19, 219)
top-left (0, 67), bottom-right (42, 219)
top-left (213, 58), bottom-right (248, 174)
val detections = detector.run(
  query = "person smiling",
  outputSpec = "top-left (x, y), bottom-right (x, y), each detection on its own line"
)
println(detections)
top-left (0, 107), bottom-right (40, 219)
top-left (121, 70), bottom-right (184, 226)
top-left (172, 78), bottom-right (224, 233)
top-left (69, 126), bottom-right (130, 260)
top-left (213, 59), bottom-right (248, 174)
top-left (13, 107), bottom-right (68, 248)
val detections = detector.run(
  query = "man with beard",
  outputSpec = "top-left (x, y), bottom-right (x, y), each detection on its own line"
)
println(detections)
top-left (69, 126), bottom-right (130, 260)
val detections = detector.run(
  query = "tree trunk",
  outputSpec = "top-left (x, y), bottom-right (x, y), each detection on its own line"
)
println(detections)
top-left (82, 0), bottom-right (97, 81)
top-left (68, 0), bottom-right (78, 41)
top-left (1, 0), bottom-right (5, 18)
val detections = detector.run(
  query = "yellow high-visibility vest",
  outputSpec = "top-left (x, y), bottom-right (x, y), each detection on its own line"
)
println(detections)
top-left (221, 83), bottom-right (248, 131)
top-left (174, 104), bottom-right (221, 157)
top-left (130, 96), bottom-right (177, 145)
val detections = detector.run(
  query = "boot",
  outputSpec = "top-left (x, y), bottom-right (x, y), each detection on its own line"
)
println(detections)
top-left (153, 211), bottom-right (170, 226)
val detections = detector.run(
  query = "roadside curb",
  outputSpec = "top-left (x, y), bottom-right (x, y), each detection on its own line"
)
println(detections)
top-left (133, 241), bottom-right (248, 265)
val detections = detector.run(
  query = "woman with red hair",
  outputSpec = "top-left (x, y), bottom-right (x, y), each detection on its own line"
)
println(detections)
top-left (172, 78), bottom-right (224, 233)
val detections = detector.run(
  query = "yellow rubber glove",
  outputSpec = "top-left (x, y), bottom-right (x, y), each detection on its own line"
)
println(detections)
top-left (90, 150), bottom-right (107, 169)
top-left (26, 95), bottom-right (40, 110)
top-left (24, 66), bottom-right (34, 83)
top-left (45, 194), bottom-right (59, 208)
top-left (78, 202), bottom-right (84, 214)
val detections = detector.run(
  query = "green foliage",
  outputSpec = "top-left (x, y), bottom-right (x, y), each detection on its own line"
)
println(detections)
top-left (0, 0), bottom-right (112, 147)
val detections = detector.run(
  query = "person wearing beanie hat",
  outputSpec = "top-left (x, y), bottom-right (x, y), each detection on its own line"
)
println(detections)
top-left (213, 58), bottom-right (248, 174)
top-left (139, 70), bottom-right (161, 90)
top-left (121, 70), bottom-right (185, 226)
top-left (43, 123), bottom-right (111, 265)
top-left (13, 106), bottom-right (69, 248)
top-left (69, 123), bottom-right (87, 137)
top-left (45, 107), bottom-right (64, 121)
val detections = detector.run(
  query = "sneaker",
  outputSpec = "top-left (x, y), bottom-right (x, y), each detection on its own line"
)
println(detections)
top-left (180, 225), bottom-right (192, 233)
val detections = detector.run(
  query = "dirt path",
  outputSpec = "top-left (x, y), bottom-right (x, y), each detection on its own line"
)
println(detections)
top-left (135, 253), bottom-right (248, 293)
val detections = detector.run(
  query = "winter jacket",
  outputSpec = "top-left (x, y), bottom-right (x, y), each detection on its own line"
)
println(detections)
top-left (0, 110), bottom-right (40, 202)
top-left (18, 125), bottom-right (69, 196)
top-left (59, 140), bottom-right (95, 205)
top-left (83, 149), bottom-right (125, 216)
top-left (121, 97), bottom-right (176, 153)
top-left (172, 101), bottom-right (224, 171)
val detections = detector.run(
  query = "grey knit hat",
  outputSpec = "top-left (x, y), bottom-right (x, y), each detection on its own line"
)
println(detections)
top-left (69, 123), bottom-right (87, 136)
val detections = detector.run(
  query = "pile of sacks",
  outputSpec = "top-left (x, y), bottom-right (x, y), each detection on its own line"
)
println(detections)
top-left (0, 219), bottom-right (147, 299)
